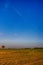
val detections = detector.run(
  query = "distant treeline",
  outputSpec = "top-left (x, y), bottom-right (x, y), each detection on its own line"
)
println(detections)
top-left (0, 47), bottom-right (43, 50)
top-left (34, 47), bottom-right (43, 49)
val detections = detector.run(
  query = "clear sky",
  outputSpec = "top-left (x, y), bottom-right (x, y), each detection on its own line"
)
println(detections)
top-left (0, 0), bottom-right (43, 48)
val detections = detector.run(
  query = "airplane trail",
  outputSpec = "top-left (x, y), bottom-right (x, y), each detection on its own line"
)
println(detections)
top-left (12, 6), bottom-right (22, 17)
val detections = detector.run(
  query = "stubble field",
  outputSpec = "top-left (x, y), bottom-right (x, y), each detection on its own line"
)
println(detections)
top-left (0, 48), bottom-right (43, 65)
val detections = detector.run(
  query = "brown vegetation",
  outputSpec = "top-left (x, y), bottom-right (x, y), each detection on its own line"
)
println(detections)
top-left (0, 48), bottom-right (43, 65)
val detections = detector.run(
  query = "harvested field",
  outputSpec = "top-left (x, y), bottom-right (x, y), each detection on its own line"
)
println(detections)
top-left (0, 48), bottom-right (43, 65)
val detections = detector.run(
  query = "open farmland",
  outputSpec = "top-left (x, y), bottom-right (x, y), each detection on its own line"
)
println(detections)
top-left (0, 48), bottom-right (43, 65)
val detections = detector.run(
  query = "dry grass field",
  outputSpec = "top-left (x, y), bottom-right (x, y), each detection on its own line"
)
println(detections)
top-left (0, 48), bottom-right (43, 65)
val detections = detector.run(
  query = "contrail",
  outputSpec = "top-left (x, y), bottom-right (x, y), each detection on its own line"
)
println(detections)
top-left (12, 6), bottom-right (22, 16)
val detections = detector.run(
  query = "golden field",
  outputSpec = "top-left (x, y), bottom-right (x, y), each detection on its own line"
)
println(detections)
top-left (0, 48), bottom-right (43, 65)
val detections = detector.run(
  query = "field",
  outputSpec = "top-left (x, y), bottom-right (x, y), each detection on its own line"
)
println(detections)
top-left (0, 48), bottom-right (43, 65)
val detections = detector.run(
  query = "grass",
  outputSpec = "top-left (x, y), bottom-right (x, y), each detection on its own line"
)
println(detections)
top-left (0, 48), bottom-right (43, 65)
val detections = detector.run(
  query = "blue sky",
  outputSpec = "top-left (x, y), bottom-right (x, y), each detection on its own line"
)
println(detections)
top-left (0, 0), bottom-right (43, 48)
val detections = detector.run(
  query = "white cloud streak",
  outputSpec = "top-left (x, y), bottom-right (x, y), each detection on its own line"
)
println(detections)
top-left (12, 6), bottom-right (22, 16)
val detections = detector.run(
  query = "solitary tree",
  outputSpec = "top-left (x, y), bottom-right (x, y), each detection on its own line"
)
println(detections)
top-left (2, 45), bottom-right (5, 49)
